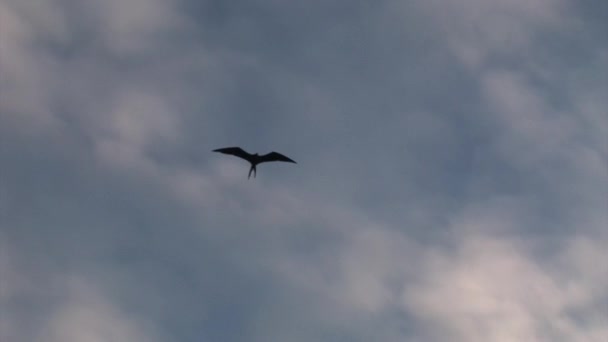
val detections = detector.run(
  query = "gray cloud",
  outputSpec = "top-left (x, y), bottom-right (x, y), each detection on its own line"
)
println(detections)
top-left (1, 0), bottom-right (606, 341)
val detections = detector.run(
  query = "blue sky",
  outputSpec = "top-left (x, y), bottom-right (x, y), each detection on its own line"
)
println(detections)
top-left (1, 0), bottom-right (607, 341)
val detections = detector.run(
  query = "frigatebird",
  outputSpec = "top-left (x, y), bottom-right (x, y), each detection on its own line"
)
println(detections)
top-left (213, 147), bottom-right (296, 179)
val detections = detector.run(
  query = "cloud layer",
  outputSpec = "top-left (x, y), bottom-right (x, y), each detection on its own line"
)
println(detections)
top-left (1, 0), bottom-right (606, 341)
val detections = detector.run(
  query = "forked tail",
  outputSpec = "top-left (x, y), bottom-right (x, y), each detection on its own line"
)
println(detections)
top-left (248, 165), bottom-right (257, 179)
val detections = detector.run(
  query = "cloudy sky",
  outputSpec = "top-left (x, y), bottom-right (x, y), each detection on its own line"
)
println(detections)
top-left (1, 0), bottom-right (607, 341)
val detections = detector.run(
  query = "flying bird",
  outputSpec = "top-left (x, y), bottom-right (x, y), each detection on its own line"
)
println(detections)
top-left (213, 147), bottom-right (296, 179)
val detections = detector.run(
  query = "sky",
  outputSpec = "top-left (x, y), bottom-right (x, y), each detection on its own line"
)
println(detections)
top-left (1, 0), bottom-right (607, 341)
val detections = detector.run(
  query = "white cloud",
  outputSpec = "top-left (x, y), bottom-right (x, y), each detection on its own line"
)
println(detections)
top-left (481, 69), bottom-right (577, 162)
top-left (94, 87), bottom-right (182, 173)
top-left (0, 0), bottom-right (65, 132)
top-left (80, 0), bottom-right (187, 55)
top-left (404, 235), bottom-right (608, 342)
top-left (0, 241), bottom-right (156, 342)
top-left (408, 0), bottom-right (571, 67)
top-left (269, 188), bottom-right (607, 341)
top-left (42, 278), bottom-right (158, 342)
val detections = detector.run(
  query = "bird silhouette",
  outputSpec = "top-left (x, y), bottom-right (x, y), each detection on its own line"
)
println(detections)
top-left (213, 147), bottom-right (296, 179)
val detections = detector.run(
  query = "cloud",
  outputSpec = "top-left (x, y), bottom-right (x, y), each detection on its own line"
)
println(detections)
top-left (408, 0), bottom-right (572, 67)
top-left (269, 204), bottom-right (607, 341)
top-left (1, 0), bottom-right (606, 341)
top-left (0, 0), bottom-right (65, 131)
top-left (44, 278), bottom-right (159, 342)
top-left (82, 0), bottom-right (186, 55)
top-left (404, 235), bottom-right (608, 342)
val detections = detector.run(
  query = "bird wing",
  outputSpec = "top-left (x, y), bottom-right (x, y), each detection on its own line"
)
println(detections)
top-left (213, 147), bottom-right (253, 162)
top-left (258, 151), bottom-right (297, 164)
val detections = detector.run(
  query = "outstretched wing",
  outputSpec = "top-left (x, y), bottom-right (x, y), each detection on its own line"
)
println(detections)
top-left (213, 147), bottom-right (253, 162)
top-left (258, 151), bottom-right (297, 164)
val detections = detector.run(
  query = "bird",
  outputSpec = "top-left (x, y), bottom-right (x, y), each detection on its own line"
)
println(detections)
top-left (213, 147), bottom-right (296, 179)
